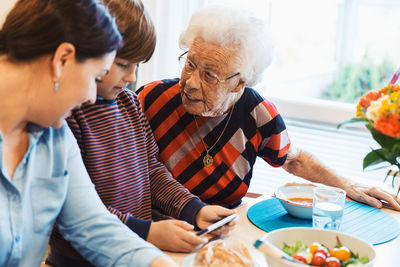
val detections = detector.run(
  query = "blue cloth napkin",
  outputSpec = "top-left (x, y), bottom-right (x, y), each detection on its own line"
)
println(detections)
top-left (247, 198), bottom-right (400, 245)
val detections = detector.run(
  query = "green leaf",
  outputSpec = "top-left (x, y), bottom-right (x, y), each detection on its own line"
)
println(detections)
top-left (369, 148), bottom-right (398, 167)
top-left (281, 240), bottom-right (306, 256)
top-left (282, 247), bottom-right (293, 256)
top-left (381, 149), bottom-right (399, 165)
top-left (384, 171), bottom-right (391, 184)
top-left (337, 117), bottom-right (368, 129)
top-left (366, 124), bottom-right (400, 150)
top-left (345, 258), bottom-right (358, 266)
top-left (295, 240), bottom-right (306, 253)
top-left (363, 149), bottom-right (389, 169)
top-left (359, 256), bottom-right (370, 264)
top-left (391, 171), bottom-right (400, 197)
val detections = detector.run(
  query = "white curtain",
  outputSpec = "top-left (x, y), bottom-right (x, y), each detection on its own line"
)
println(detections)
top-left (137, 0), bottom-right (208, 89)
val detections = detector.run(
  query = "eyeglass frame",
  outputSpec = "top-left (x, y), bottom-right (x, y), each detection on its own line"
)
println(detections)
top-left (178, 51), bottom-right (240, 86)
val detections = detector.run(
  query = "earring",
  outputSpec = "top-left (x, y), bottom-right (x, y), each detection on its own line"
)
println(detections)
top-left (54, 79), bottom-right (59, 91)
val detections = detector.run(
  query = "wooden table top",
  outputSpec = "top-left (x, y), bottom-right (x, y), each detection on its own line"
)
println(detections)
top-left (166, 195), bottom-right (400, 267)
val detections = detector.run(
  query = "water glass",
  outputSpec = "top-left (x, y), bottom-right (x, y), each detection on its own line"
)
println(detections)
top-left (312, 186), bottom-right (346, 231)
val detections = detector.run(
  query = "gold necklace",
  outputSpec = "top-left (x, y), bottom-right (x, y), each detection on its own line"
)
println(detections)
top-left (193, 104), bottom-right (235, 167)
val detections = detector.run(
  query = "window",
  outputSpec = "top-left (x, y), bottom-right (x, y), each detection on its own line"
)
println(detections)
top-left (267, 0), bottom-right (400, 106)
top-left (141, 0), bottom-right (400, 117)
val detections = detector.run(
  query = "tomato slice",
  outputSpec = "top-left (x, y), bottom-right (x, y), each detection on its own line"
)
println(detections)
top-left (311, 252), bottom-right (327, 266)
top-left (314, 246), bottom-right (329, 257)
top-left (326, 256), bottom-right (341, 267)
top-left (293, 253), bottom-right (307, 263)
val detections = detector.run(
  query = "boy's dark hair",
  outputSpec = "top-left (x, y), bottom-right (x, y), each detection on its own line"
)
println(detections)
top-left (0, 0), bottom-right (122, 62)
top-left (104, 0), bottom-right (156, 63)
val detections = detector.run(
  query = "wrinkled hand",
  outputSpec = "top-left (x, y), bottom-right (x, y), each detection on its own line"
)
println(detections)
top-left (195, 205), bottom-right (237, 235)
top-left (346, 183), bottom-right (400, 211)
top-left (147, 220), bottom-right (208, 252)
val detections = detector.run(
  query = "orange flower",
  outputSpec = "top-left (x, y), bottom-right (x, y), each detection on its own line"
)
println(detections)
top-left (359, 90), bottom-right (381, 109)
top-left (342, 82), bottom-right (400, 181)
top-left (373, 113), bottom-right (400, 138)
top-left (379, 84), bottom-right (400, 94)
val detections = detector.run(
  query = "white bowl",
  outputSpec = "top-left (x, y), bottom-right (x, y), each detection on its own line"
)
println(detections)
top-left (274, 183), bottom-right (315, 219)
top-left (257, 227), bottom-right (375, 267)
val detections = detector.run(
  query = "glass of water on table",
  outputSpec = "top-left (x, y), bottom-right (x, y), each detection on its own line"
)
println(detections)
top-left (312, 186), bottom-right (346, 230)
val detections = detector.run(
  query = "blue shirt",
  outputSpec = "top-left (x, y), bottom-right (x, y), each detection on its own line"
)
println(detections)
top-left (0, 122), bottom-right (164, 267)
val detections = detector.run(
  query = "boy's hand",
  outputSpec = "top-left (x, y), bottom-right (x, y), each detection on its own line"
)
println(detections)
top-left (147, 220), bottom-right (207, 252)
top-left (195, 205), bottom-right (237, 235)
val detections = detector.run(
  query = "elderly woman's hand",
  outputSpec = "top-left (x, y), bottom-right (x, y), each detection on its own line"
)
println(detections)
top-left (346, 183), bottom-right (400, 211)
top-left (195, 205), bottom-right (237, 235)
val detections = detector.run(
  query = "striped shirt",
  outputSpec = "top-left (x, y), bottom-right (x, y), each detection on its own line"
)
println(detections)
top-left (139, 78), bottom-right (291, 205)
top-left (50, 89), bottom-right (205, 260)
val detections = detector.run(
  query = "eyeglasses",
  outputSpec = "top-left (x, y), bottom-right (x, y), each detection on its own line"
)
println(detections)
top-left (178, 51), bottom-right (240, 86)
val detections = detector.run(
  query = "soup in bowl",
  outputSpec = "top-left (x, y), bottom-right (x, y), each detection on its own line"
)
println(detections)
top-left (274, 183), bottom-right (316, 219)
top-left (287, 197), bottom-right (313, 207)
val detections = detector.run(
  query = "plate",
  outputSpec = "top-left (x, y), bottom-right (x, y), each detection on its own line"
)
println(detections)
top-left (180, 253), bottom-right (196, 267)
top-left (180, 252), bottom-right (262, 267)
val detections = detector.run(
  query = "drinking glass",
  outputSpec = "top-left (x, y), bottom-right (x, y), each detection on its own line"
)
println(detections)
top-left (312, 186), bottom-right (346, 230)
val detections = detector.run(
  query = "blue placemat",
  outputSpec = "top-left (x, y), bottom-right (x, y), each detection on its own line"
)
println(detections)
top-left (247, 198), bottom-right (400, 245)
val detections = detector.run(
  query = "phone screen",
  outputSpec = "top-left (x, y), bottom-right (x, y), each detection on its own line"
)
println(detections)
top-left (196, 214), bottom-right (238, 236)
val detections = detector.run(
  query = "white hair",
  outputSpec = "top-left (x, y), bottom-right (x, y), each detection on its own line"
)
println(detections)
top-left (179, 5), bottom-right (274, 87)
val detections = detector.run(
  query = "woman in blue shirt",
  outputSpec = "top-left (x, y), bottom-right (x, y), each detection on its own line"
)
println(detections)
top-left (0, 0), bottom-right (176, 266)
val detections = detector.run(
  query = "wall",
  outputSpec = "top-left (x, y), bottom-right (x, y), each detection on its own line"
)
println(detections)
top-left (0, 0), bottom-right (16, 27)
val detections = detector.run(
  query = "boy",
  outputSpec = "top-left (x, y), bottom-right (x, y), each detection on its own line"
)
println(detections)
top-left (48, 0), bottom-right (235, 266)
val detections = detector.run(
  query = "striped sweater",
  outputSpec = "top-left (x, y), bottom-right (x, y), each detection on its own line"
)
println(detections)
top-left (139, 78), bottom-right (291, 205)
top-left (50, 89), bottom-right (205, 260)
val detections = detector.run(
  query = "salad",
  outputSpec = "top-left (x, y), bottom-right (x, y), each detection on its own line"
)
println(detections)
top-left (282, 240), bottom-right (369, 267)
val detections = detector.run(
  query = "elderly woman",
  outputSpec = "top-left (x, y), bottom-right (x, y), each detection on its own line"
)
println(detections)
top-left (138, 5), bottom-right (400, 210)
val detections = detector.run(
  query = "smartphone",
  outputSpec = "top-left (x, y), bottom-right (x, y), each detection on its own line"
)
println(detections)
top-left (196, 214), bottom-right (238, 236)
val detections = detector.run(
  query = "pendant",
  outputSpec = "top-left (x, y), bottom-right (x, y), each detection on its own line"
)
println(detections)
top-left (203, 153), bottom-right (213, 167)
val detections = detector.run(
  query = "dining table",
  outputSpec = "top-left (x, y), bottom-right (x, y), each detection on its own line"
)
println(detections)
top-left (165, 194), bottom-right (400, 267)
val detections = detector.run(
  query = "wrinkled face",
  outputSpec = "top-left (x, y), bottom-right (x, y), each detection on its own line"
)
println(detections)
top-left (179, 37), bottom-right (242, 116)
top-left (49, 51), bottom-right (116, 128)
top-left (96, 57), bottom-right (138, 100)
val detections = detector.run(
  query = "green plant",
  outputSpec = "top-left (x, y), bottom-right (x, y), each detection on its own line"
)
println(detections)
top-left (338, 84), bottom-right (400, 195)
top-left (323, 55), bottom-right (394, 103)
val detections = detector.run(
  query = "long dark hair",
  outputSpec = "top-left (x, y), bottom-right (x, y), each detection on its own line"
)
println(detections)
top-left (0, 0), bottom-right (122, 62)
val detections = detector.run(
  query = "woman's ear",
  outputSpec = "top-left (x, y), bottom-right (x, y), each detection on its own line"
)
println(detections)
top-left (51, 42), bottom-right (76, 80)
top-left (232, 79), bottom-right (246, 93)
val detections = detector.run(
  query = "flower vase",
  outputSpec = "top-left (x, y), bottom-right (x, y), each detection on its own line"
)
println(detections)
top-left (383, 169), bottom-right (400, 196)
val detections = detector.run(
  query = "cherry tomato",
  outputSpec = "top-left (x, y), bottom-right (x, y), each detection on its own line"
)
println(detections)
top-left (326, 256), bottom-right (341, 267)
top-left (309, 242), bottom-right (321, 254)
top-left (314, 246), bottom-right (329, 257)
top-left (293, 253), bottom-right (307, 264)
top-left (311, 252), bottom-right (326, 266)
top-left (329, 246), bottom-right (351, 261)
